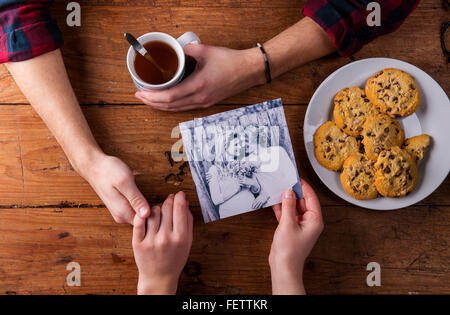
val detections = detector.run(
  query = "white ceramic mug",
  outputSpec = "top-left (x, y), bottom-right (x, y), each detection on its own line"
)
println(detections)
top-left (126, 31), bottom-right (201, 91)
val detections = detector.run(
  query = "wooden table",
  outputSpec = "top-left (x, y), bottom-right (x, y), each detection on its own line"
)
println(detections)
top-left (0, 0), bottom-right (448, 295)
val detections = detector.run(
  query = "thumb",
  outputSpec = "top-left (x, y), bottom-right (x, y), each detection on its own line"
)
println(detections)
top-left (280, 190), bottom-right (298, 224)
top-left (133, 214), bottom-right (146, 244)
top-left (184, 44), bottom-right (207, 60)
top-left (117, 178), bottom-right (150, 219)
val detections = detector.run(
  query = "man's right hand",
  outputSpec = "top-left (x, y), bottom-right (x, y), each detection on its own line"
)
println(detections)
top-left (82, 154), bottom-right (150, 224)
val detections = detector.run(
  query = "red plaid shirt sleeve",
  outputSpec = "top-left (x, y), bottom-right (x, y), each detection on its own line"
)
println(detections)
top-left (303, 0), bottom-right (420, 57)
top-left (0, 0), bottom-right (62, 63)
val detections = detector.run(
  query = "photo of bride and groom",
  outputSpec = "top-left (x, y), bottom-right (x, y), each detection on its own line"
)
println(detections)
top-left (180, 99), bottom-right (302, 223)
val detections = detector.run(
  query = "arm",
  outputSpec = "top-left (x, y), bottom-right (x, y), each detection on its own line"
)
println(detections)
top-left (270, 181), bottom-right (323, 295)
top-left (207, 166), bottom-right (240, 205)
top-left (2, 1), bottom-right (150, 224)
top-left (136, 17), bottom-right (334, 111)
top-left (5, 50), bottom-right (150, 224)
top-left (136, 0), bottom-right (419, 111)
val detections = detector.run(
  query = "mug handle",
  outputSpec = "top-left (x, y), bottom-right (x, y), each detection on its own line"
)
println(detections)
top-left (177, 31), bottom-right (201, 48)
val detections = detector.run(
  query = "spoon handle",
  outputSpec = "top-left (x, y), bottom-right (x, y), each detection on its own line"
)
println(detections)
top-left (124, 33), bottom-right (166, 74)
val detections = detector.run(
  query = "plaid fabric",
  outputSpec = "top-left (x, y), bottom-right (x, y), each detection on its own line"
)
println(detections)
top-left (303, 0), bottom-right (420, 57)
top-left (0, 0), bottom-right (62, 63)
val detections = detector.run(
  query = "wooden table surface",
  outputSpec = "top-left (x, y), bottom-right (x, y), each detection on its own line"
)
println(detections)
top-left (0, 0), bottom-right (448, 295)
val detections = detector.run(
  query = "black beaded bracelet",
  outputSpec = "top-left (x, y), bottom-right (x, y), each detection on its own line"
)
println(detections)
top-left (256, 42), bottom-right (272, 84)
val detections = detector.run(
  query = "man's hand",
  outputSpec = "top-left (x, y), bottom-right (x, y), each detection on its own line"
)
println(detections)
top-left (238, 176), bottom-right (259, 191)
top-left (269, 180), bottom-right (324, 295)
top-left (133, 192), bottom-right (193, 295)
top-left (82, 154), bottom-right (150, 224)
top-left (135, 45), bottom-right (266, 111)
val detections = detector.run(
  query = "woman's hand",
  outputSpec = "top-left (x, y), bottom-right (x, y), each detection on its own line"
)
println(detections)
top-left (132, 192), bottom-right (193, 295)
top-left (135, 44), bottom-right (266, 111)
top-left (252, 190), bottom-right (269, 209)
top-left (81, 153), bottom-right (150, 224)
top-left (269, 180), bottom-right (324, 295)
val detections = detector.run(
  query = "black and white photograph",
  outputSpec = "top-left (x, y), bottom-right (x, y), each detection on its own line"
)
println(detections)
top-left (180, 99), bottom-right (303, 223)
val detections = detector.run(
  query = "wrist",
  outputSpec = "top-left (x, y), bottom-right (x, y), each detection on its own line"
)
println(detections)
top-left (137, 275), bottom-right (178, 295)
top-left (270, 264), bottom-right (305, 295)
top-left (70, 146), bottom-right (105, 179)
top-left (241, 47), bottom-right (267, 87)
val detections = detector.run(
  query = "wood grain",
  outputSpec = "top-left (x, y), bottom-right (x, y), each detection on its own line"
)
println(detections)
top-left (0, 105), bottom-right (448, 207)
top-left (0, 0), bottom-right (447, 105)
top-left (0, 205), bottom-right (448, 295)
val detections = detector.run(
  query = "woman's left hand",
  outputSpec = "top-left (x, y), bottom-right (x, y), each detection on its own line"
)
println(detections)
top-left (135, 44), bottom-right (265, 111)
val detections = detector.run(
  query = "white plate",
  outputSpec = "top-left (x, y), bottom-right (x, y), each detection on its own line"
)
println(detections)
top-left (304, 58), bottom-right (450, 210)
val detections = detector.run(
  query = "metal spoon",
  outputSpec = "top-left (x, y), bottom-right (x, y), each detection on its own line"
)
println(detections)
top-left (124, 33), bottom-right (174, 82)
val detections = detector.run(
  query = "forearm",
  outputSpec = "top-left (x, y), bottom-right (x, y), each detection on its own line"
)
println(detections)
top-left (245, 16), bottom-right (335, 86)
top-left (5, 49), bottom-right (103, 177)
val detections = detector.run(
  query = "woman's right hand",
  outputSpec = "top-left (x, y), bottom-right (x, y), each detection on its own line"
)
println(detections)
top-left (269, 180), bottom-right (324, 295)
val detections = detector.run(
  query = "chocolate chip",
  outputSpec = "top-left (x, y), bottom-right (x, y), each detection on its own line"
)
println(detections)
top-left (389, 154), bottom-right (395, 160)
top-left (326, 135), bottom-right (332, 142)
top-left (384, 127), bottom-right (390, 133)
top-left (384, 166), bottom-right (391, 174)
top-left (326, 147), bottom-right (331, 153)
top-left (363, 184), bottom-right (369, 190)
top-left (409, 84), bottom-right (415, 90)
top-left (342, 124), bottom-right (347, 129)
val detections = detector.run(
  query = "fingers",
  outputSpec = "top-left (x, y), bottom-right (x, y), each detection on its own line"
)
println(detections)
top-left (147, 204), bottom-right (162, 235)
top-left (280, 189), bottom-right (298, 225)
top-left (104, 187), bottom-right (136, 224)
top-left (173, 191), bottom-right (190, 235)
top-left (161, 194), bottom-right (175, 231)
top-left (299, 179), bottom-right (322, 221)
top-left (116, 174), bottom-right (150, 219)
top-left (272, 204), bottom-right (282, 222)
top-left (135, 73), bottom-right (201, 105)
top-left (133, 214), bottom-right (146, 243)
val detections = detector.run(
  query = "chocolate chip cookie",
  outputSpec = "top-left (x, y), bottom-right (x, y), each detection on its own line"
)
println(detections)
top-left (365, 68), bottom-right (420, 118)
top-left (340, 153), bottom-right (378, 200)
top-left (314, 121), bottom-right (359, 171)
top-left (374, 146), bottom-right (418, 198)
top-left (362, 114), bottom-right (405, 162)
top-left (333, 87), bottom-right (379, 136)
top-left (402, 134), bottom-right (431, 162)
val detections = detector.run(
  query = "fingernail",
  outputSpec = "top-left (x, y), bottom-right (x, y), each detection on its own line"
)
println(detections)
top-left (140, 207), bottom-right (148, 216)
top-left (284, 190), bottom-right (294, 199)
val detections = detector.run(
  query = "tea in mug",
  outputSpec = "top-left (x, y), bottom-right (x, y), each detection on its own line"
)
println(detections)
top-left (134, 41), bottom-right (179, 85)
